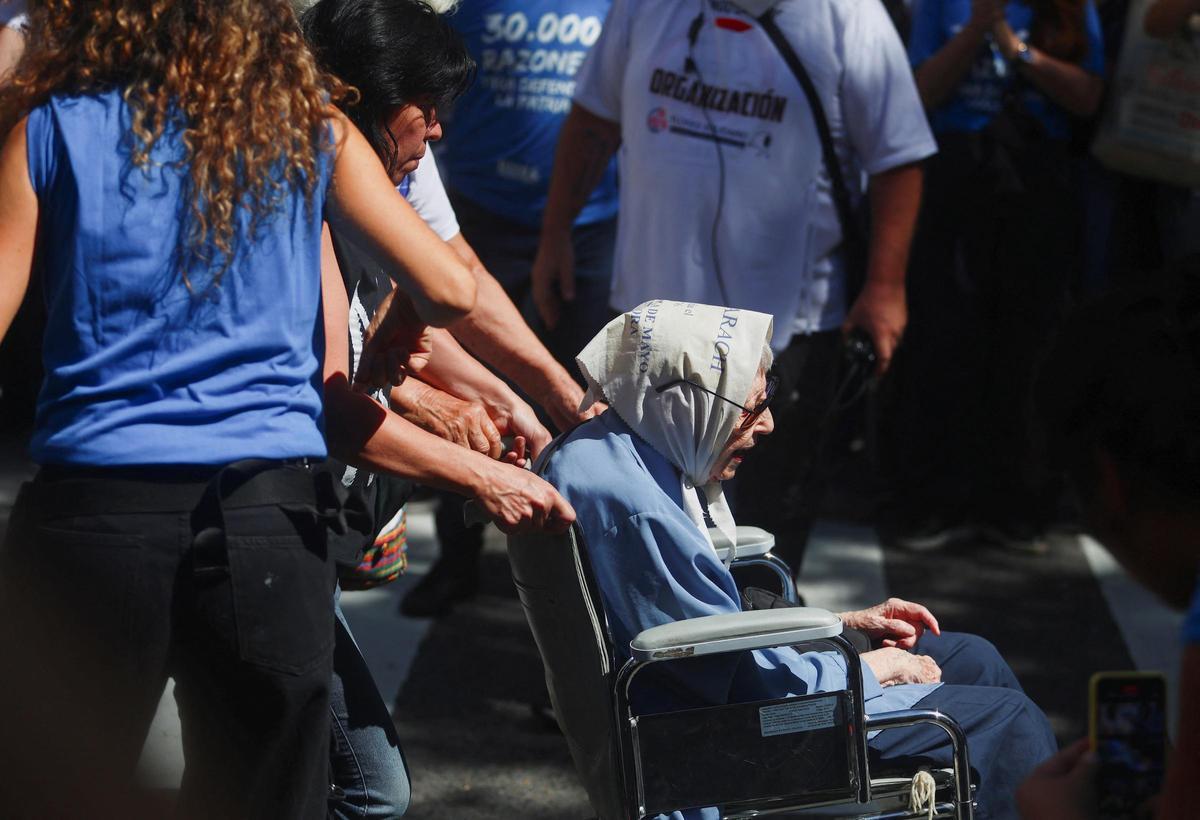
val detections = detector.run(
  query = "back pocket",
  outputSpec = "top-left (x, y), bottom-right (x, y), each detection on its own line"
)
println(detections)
top-left (227, 534), bottom-right (335, 676)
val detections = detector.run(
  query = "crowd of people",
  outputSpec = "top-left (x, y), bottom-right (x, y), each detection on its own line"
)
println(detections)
top-left (0, 0), bottom-right (1196, 818)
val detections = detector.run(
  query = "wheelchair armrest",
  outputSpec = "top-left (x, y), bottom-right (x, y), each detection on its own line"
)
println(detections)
top-left (630, 608), bottom-right (843, 661)
top-left (709, 525), bottom-right (776, 562)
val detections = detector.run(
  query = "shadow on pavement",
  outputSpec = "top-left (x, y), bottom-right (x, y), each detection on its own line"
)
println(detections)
top-left (392, 546), bottom-right (592, 820)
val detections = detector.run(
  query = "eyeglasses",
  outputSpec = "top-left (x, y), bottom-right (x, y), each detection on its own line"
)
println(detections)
top-left (655, 373), bottom-right (779, 429)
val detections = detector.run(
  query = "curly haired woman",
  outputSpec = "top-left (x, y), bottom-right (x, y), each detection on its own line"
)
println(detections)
top-left (0, 1), bottom-right (477, 817)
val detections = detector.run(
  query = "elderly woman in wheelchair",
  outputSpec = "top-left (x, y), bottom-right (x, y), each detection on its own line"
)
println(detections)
top-left (537, 301), bottom-right (1056, 820)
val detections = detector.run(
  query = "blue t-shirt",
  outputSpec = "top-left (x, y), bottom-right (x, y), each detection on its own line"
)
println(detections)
top-left (439, 0), bottom-right (619, 227)
top-left (25, 91), bottom-right (332, 466)
top-left (908, 0), bottom-right (1105, 141)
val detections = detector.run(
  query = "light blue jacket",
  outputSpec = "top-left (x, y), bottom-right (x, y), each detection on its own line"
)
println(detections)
top-left (544, 410), bottom-right (940, 819)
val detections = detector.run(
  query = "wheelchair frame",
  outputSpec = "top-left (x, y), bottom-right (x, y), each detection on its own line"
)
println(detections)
top-left (614, 622), bottom-right (975, 819)
top-left (503, 437), bottom-right (978, 820)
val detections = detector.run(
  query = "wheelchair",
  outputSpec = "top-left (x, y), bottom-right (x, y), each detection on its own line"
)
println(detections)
top-left (502, 442), bottom-right (977, 820)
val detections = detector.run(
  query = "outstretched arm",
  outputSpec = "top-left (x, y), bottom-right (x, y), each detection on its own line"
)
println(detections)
top-left (319, 226), bottom-right (572, 533)
top-left (443, 232), bottom-right (589, 433)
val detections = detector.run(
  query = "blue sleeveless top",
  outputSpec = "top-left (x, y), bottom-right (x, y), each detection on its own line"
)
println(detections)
top-left (25, 91), bottom-right (332, 465)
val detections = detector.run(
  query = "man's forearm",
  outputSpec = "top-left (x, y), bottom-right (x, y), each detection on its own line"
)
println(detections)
top-left (541, 104), bottom-right (621, 233)
top-left (445, 234), bottom-right (578, 400)
top-left (866, 163), bottom-right (924, 287)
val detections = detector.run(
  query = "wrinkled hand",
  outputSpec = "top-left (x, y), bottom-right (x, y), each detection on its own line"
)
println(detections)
top-left (861, 647), bottom-right (942, 687)
top-left (531, 228), bottom-right (575, 330)
top-left (1015, 738), bottom-right (1095, 820)
top-left (839, 598), bottom-right (940, 649)
top-left (399, 382), bottom-right (503, 459)
top-left (355, 289), bottom-right (434, 391)
top-left (843, 279), bottom-right (906, 375)
top-left (487, 395), bottom-right (553, 459)
top-left (476, 460), bottom-right (577, 534)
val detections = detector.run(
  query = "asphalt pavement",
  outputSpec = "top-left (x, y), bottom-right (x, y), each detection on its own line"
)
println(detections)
top-left (0, 430), bottom-right (1181, 819)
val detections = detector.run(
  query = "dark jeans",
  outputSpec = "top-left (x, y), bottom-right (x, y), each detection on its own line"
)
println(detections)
top-left (0, 466), bottom-right (336, 819)
top-left (870, 631), bottom-right (1057, 820)
top-left (732, 330), bottom-right (846, 567)
top-left (329, 587), bottom-right (411, 818)
top-left (886, 133), bottom-right (1078, 528)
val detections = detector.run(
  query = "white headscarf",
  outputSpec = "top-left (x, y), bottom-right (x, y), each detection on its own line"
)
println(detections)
top-left (576, 300), bottom-right (774, 562)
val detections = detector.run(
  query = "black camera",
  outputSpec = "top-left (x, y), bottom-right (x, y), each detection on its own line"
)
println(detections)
top-left (843, 327), bottom-right (877, 371)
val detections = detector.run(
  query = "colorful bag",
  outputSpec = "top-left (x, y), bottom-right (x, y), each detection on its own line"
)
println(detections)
top-left (338, 505), bottom-right (409, 591)
top-left (1092, 2), bottom-right (1200, 187)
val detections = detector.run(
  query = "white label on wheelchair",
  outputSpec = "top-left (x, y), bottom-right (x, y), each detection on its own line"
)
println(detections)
top-left (759, 696), bottom-right (838, 737)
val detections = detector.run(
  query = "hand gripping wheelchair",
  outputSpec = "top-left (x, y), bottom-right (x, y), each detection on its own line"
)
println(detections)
top-left (501, 443), bottom-right (977, 819)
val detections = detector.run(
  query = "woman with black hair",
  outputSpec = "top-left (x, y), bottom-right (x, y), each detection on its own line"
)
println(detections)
top-left (301, 0), bottom-right (581, 815)
top-left (306, 0), bottom-right (602, 625)
top-left (885, 0), bottom-right (1107, 552)
top-left (303, 0), bottom-right (587, 437)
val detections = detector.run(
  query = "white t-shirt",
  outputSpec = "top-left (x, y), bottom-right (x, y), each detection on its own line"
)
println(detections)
top-left (406, 149), bottom-right (461, 242)
top-left (574, 0), bottom-right (935, 348)
top-left (1, 0), bottom-right (26, 30)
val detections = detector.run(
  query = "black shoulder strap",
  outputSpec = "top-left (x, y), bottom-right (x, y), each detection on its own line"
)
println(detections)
top-left (757, 8), bottom-right (864, 254)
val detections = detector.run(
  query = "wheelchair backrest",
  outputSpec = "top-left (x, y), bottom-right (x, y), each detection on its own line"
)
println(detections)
top-left (506, 437), bottom-right (625, 820)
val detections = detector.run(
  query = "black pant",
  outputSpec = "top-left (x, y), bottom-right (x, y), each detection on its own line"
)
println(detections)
top-left (733, 331), bottom-right (846, 567)
top-left (887, 132), bottom-right (1076, 527)
top-left (0, 466), bottom-right (336, 819)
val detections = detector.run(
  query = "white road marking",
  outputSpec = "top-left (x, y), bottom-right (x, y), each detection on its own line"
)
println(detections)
top-left (1078, 534), bottom-right (1182, 734)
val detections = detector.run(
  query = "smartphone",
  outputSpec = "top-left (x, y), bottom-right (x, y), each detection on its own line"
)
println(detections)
top-left (1089, 671), bottom-right (1168, 819)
